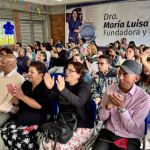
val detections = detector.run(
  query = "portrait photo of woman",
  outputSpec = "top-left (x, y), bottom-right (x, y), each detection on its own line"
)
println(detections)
top-left (67, 8), bottom-right (82, 44)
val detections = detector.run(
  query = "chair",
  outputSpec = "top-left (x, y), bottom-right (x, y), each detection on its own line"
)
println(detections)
top-left (89, 99), bottom-right (97, 128)
top-left (50, 73), bottom-right (65, 89)
top-left (50, 73), bottom-right (65, 78)
top-left (141, 115), bottom-right (150, 150)
top-left (81, 99), bottom-right (99, 150)
top-left (48, 73), bottom-right (64, 118)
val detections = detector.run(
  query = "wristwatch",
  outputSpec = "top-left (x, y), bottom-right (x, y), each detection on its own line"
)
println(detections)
top-left (118, 108), bottom-right (126, 113)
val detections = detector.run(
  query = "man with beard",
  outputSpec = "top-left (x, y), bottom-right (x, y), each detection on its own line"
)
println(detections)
top-left (92, 60), bottom-right (150, 150)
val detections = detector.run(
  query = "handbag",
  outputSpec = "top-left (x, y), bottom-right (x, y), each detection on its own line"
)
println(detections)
top-left (40, 112), bottom-right (77, 150)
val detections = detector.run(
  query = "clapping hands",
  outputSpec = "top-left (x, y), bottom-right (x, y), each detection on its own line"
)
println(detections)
top-left (106, 92), bottom-right (125, 110)
top-left (7, 84), bottom-right (24, 100)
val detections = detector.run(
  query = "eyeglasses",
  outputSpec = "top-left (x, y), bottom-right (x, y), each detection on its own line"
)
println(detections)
top-left (65, 69), bottom-right (76, 73)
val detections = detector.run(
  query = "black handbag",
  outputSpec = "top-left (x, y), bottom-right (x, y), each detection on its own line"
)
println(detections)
top-left (40, 112), bottom-right (77, 150)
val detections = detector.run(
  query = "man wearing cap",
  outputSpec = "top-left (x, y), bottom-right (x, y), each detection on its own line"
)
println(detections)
top-left (92, 60), bottom-right (150, 150)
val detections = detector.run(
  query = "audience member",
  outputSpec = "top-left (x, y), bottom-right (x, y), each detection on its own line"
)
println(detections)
top-left (114, 40), bottom-right (124, 57)
top-left (69, 46), bottom-right (79, 58)
top-left (41, 42), bottom-right (51, 67)
top-left (91, 55), bottom-right (118, 104)
top-left (34, 41), bottom-right (41, 54)
top-left (0, 54), bottom-right (24, 127)
top-left (138, 57), bottom-right (150, 94)
top-left (1, 61), bottom-right (54, 149)
top-left (0, 47), bottom-right (13, 56)
top-left (92, 60), bottom-right (150, 150)
top-left (13, 42), bottom-right (22, 58)
top-left (26, 45), bottom-right (35, 62)
top-left (48, 43), bottom-right (69, 74)
top-left (17, 48), bottom-right (30, 75)
top-left (125, 46), bottom-right (137, 60)
top-left (108, 45), bottom-right (122, 67)
top-left (43, 61), bottom-right (94, 149)
top-left (140, 51), bottom-right (150, 73)
top-left (72, 54), bottom-right (92, 84)
top-left (85, 43), bottom-right (98, 75)
top-left (79, 38), bottom-right (88, 56)
top-left (121, 37), bottom-right (128, 50)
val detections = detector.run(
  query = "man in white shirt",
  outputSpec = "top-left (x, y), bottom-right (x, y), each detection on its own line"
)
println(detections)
top-left (0, 54), bottom-right (24, 127)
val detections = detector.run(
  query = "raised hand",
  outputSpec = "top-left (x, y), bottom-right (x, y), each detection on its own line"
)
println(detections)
top-left (44, 73), bottom-right (55, 90)
top-left (56, 75), bottom-right (65, 92)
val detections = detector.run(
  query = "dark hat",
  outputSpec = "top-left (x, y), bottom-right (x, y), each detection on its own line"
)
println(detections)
top-left (120, 60), bottom-right (142, 75)
top-left (55, 43), bottom-right (63, 48)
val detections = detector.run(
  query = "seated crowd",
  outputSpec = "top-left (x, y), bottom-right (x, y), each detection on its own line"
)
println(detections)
top-left (0, 37), bottom-right (150, 150)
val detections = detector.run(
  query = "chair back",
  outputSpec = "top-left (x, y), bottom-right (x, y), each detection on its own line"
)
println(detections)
top-left (144, 113), bottom-right (150, 135)
top-left (50, 73), bottom-right (65, 79)
top-left (50, 73), bottom-right (65, 88)
top-left (144, 117), bottom-right (148, 135)
top-left (88, 99), bottom-right (97, 128)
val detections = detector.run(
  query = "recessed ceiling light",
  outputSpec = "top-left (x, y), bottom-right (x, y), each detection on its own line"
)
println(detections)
top-left (56, 0), bottom-right (63, 1)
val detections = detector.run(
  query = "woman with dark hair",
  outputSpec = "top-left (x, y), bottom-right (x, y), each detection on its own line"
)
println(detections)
top-left (68, 9), bottom-right (82, 43)
top-left (1, 61), bottom-right (54, 150)
top-left (0, 47), bottom-right (13, 56)
top-left (125, 46), bottom-right (139, 61)
top-left (121, 37), bottom-right (128, 50)
top-left (128, 41), bottom-right (136, 47)
top-left (138, 57), bottom-right (150, 94)
top-left (17, 48), bottom-right (30, 75)
top-left (108, 45), bottom-right (123, 67)
top-left (35, 51), bottom-right (48, 68)
top-left (43, 61), bottom-right (94, 150)
top-left (114, 40), bottom-right (124, 57)
top-left (34, 41), bottom-right (41, 53)
top-left (41, 42), bottom-right (51, 68)
top-left (26, 45), bottom-right (35, 62)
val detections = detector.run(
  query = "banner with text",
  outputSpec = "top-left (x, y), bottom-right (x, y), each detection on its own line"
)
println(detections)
top-left (65, 1), bottom-right (150, 46)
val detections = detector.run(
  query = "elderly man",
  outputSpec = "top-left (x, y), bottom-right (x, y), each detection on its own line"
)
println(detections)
top-left (0, 54), bottom-right (24, 127)
top-left (92, 60), bottom-right (150, 150)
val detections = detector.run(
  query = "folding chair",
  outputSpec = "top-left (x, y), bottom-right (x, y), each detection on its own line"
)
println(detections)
top-left (50, 73), bottom-right (65, 89)
top-left (50, 73), bottom-right (65, 78)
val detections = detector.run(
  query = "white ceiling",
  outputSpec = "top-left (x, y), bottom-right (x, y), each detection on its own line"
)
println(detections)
top-left (23, 0), bottom-right (100, 6)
